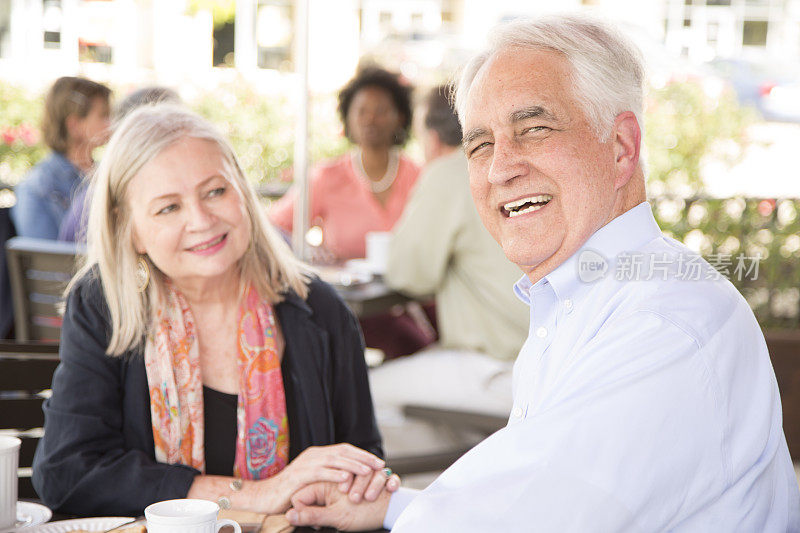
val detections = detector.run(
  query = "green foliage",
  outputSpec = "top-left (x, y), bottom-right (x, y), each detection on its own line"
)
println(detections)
top-left (0, 83), bottom-right (47, 187)
top-left (190, 81), bottom-right (350, 184)
top-left (653, 196), bottom-right (800, 329)
top-left (644, 80), bottom-right (756, 195)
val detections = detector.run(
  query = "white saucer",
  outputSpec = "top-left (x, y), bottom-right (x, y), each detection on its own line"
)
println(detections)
top-left (345, 258), bottom-right (385, 276)
top-left (0, 501), bottom-right (52, 531)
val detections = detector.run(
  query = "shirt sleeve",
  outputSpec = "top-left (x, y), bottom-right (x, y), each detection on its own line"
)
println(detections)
top-left (383, 487), bottom-right (420, 529)
top-left (384, 160), bottom-right (462, 296)
top-left (32, 276), bottom-right (198, 516)
top-left (391, 311), bottom-right (732, 532)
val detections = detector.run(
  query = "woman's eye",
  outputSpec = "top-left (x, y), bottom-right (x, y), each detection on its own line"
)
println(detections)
top-left (207, 187), bottom-right (226, 198)
top-left (156, 204), bottom-right (178, 216)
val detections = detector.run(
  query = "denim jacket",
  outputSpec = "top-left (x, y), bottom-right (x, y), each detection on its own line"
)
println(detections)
top-left (11, 152), bottom-right (83, 239)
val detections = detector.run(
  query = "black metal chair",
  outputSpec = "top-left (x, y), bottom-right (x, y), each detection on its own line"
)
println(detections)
top-left (5, 237), bottom-right (83, 343)
top-left (0, 341), bottom-right (60, 498)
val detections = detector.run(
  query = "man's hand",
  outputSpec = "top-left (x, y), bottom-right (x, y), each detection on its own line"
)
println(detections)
top-left (286, 481), bottom-right (391, 531)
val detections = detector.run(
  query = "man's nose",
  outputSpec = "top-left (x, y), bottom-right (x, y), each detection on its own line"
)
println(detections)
top-left (487, 138), bottom-right (529, 185)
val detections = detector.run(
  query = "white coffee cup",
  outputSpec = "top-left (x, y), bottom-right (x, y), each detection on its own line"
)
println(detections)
top-left (145, 499), bottom-right (241, 533)
top-left (0, 436), bottom-right (20, 529)
top-left (365, 231), bottom-right (392, 274)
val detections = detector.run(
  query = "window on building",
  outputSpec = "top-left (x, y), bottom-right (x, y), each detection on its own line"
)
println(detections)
top-left (706, 0), bottom-right (732, 6)
top-left (43, 0), bottom-right (62, 49)
top-left (441, 0), bottom-right (455, 24)
top-left (78, 40), bottom-right (112, 62)
top-left (77, 0), bottom-right (115, 63)
top-left (256, 0), bottom-right (293, 71)
top-left (684, 18), bottom-right (692, 27)
top-left (743, 20), bottom-right (769, 46)
top-left (411, 12), bottom-right (423, 28)
top-left (0, 1), bottom-right (11, 57)
top-left (708, 21), bottom-right (719, 45)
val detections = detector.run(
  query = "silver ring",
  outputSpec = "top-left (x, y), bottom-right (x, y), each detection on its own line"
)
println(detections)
top-left (382, 467), bottom-right (393, 477)
top-left (217, 496), bottom-right (231, 510)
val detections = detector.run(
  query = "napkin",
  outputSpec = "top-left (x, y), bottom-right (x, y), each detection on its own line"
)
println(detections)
top-left (217, 509), bottom-right (294, 533)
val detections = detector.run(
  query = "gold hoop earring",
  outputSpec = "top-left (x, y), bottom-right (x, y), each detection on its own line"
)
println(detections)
top-left (136, 256), bottom-right (150, 293)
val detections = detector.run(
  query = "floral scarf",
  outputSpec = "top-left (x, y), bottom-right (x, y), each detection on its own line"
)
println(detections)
top-left (144, 283), bottom-right (289, 480)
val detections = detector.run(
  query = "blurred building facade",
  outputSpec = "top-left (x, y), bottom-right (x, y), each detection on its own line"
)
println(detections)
top-left (1, 0), bottom-right (799, 90)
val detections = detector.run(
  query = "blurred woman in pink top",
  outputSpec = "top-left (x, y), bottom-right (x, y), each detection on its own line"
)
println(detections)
top-left (270, 66), bottom-right (432, 359)
top-left (269, 66), bottom-right (420, 260)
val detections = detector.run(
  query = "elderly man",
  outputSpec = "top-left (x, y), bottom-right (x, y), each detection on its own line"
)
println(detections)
top-left (286, 14), bottom-right (800, 532)
top-left (371, 85), bottom-right (528, 417)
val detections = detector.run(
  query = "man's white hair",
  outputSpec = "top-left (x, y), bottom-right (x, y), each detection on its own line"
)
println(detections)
top-left (455, 13), bottom-right (645, 141)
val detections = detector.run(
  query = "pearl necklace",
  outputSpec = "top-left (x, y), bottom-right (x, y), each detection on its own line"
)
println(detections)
top-left (352, 148), bottom-right (400, 194)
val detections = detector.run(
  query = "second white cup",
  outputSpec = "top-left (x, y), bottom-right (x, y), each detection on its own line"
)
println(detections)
top-left (0, 436), bottom-right (20, 530)
top-left (145, 499), bottom-right (241, 533)
top-left (365, 231), bottom-right (392, 274)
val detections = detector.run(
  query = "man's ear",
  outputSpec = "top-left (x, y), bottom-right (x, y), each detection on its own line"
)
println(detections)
top-left (612, 111), bottom-right (641, 190)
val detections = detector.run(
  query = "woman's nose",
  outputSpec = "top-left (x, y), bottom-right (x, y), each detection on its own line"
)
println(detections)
top-left (184, 201), bottom-right (214, 230)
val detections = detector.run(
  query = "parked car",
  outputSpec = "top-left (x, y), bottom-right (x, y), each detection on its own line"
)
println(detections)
top-left (706, 57), bottom-right (800, 123)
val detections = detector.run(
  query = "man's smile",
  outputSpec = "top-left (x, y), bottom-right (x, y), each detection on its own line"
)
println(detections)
top-left (501, 194), bottom-right (553, 218)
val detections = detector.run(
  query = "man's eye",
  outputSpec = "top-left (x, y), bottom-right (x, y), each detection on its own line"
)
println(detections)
top-left (469, 142), bottom-right (492, 156)
top-left (521, 126), bottom-right (551, 135)
top-left (156, 204), bottom-right (178, 215)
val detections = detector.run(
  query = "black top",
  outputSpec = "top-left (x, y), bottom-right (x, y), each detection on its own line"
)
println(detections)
top-left (33, 273), bottom-right (382, 517)
top-left (202, 386), bottom-right (238, 476)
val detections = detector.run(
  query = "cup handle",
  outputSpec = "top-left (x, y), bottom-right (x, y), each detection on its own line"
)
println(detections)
top-left (215, 518), bottom-right (242, 533)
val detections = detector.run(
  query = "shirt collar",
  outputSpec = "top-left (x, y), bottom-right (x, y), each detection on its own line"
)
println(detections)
top-left (514, 202), bottom-right (661, 305)
top-left (50, 151), bottom-right (83, 179)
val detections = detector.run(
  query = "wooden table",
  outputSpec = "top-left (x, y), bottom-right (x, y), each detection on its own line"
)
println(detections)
top-left (333, 278), bottom-right (413, 319)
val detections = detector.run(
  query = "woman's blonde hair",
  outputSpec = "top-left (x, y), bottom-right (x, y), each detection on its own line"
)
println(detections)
top-left (70, 104), bottom-right (310, 356)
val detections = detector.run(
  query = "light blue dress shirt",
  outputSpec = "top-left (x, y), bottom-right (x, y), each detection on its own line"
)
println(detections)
top-left (386, 202), bottom-right (800, 532)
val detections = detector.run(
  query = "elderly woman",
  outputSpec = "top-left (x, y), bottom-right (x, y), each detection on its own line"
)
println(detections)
top-left (12, 76), bottom-right (111, 239)
top-left (32, 106), bottom-right (398, 517)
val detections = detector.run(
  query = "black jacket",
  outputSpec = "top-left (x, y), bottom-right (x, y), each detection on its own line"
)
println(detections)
top-left (32, 273), bottom-right (382, 516)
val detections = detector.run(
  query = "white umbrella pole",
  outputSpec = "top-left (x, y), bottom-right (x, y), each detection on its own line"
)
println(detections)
top-left (292, 0), bottom-right (310, 261)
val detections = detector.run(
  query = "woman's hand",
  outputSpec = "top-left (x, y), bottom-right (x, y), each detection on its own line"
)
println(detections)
top-left (339, 467), bottom-right (401, 503)
top-left (254, 444), bottom-right (386, 513)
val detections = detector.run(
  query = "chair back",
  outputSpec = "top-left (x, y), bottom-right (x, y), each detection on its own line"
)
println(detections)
top-left (764, 329), bottom-right (800, 460)
top-left (5, 237), bottom-right (83, 343)
top-left (0, 208), bottom-right (16, 338)
top-left (0, 341), bottom-right (60, 498)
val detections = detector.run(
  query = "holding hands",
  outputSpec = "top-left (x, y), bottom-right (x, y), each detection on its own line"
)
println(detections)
top-left (190, 443), bottom-right (400, 515)
top-left (286, 480), bottom-right (393, 531)
top-left (265, 443), bottom-right (399, 511)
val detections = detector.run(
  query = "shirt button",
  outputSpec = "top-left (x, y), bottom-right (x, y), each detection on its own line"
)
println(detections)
top-left (564, 299), bottom-right (574, 313)
top-left (512, 407), bottom-right (523, 418)
top-left (536, 326), bottom-right (548, 338)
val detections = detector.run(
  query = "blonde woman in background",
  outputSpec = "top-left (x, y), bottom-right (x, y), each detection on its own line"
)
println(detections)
top-left (32, 105), bottom-right (399, 517)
